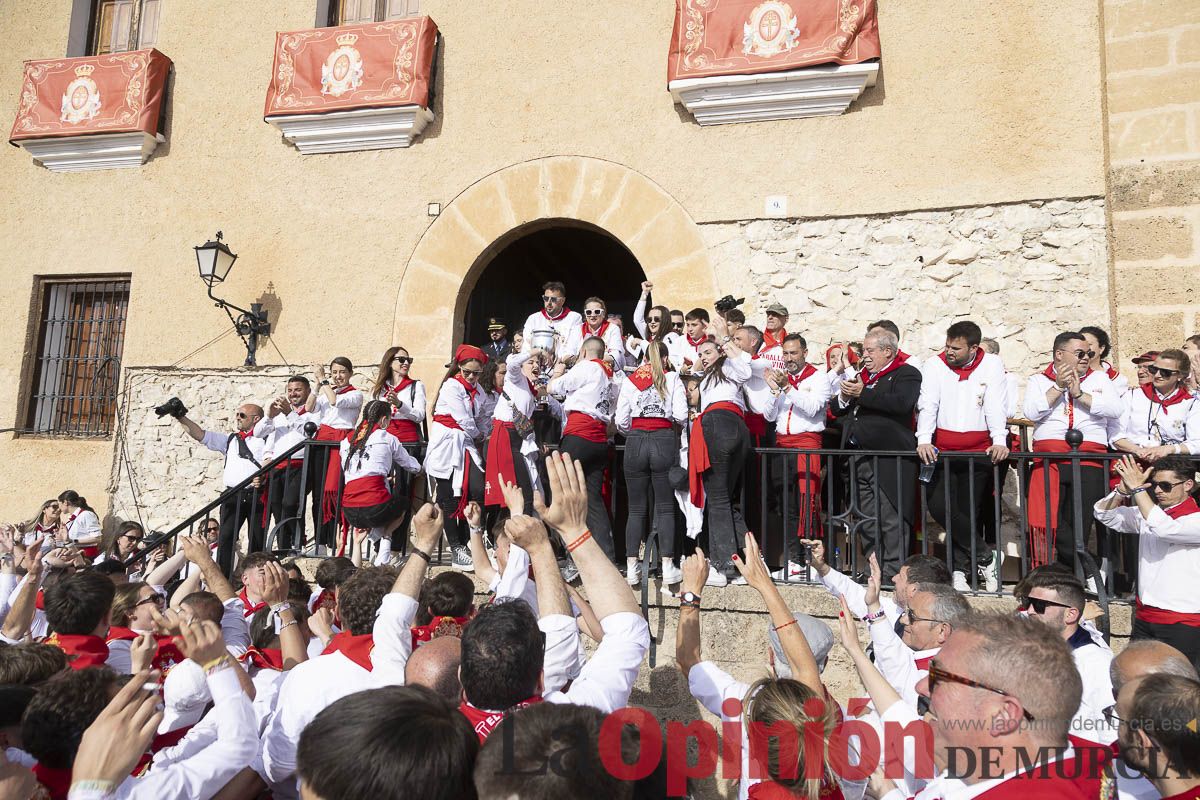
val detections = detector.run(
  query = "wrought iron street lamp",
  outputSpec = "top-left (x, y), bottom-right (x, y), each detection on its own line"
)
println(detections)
top-left (194, 231), bottom-right (271, 366)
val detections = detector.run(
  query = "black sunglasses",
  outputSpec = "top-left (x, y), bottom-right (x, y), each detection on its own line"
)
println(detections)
top-left (1152, 479), bottom-right (1186, 492)
top-left (205, 526), bottom-right (220, 533)
top-left (672, 322), bottom-right (685, 330)
top-left (542, 296), bottom-right (562, 303)
top-left (1102, 704), bottom-right (1131, 728)
top-left (901, 608), bottom-right (945, 626)
top-left (1069, 349), bottom-right (1096, 359)
top-left (928, 664), bottom-right (1036, 721)
top-left (1147, 365), bottom-right (1179, 377)
top-left (392, 356), bottom-right (413, 365)
top-left (135, 593), bottom-right (165, 608)
top-left (1019, 596), bottom-right (1072, 615)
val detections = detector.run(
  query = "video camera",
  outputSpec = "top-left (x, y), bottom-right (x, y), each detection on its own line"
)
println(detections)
top-left (714, 295), bottom-right (745, 314)
top-left (154, 397), bottom-right (188, 419)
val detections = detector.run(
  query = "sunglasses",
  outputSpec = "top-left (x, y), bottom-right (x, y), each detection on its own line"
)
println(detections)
top-left (900, 609), bottom-right (945, 626)
top-left (1069, 349), bottom-right (1096, 359)
top-left (584, 309), bottom-right (605, 316)
top-left (460, 369), bottom-right (482, 377)
top-left (120, 534), bottom-right (142, 543)
top-left (1018, 596), bottom-right (1072, 615)
top-left (927, 664), bottom-right (1036, 721)
top-left (135, 593), bottom-right (165, 608)
top-left (1147, 365), bottom-right (1179, 377)
top-left (1152, 479), bottom-right (1186, 492)
top-left (542, 296), bottom-right (562, 303)
top-left (1102, 704), bottom-right (1130, 728)
top-left (392, 356), bottom-right (413, 365)
top-left (205, 526), bottom-right (220, 533)
top-left (672, 322), bottom-right (685, 330)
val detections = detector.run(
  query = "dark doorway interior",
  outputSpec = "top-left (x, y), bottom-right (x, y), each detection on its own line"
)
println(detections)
top-left (463, 223), bottom-right (647, 348)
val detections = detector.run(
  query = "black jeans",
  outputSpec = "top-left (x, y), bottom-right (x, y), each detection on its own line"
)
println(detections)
top-left (764, 450), bottom-right (822, 566)
top-left (266, 462), bottom-right (309, 551)
top-left (560, 435), bottom-right (615, 560)
top-left (1050, 463), bottom-right (1108, 569)
top-left (1132, 615), bottom-right (1200, 672)
top-left (926, 456), bottom-right (994, 573)
top-left (623, 428), bottom-right (677, 559)
top-left (218, 487), bottom-right (265, 576)
top-left (701, 410), bottom-right (751, 574)
top-left (435, 465), bottom-right (484, 548)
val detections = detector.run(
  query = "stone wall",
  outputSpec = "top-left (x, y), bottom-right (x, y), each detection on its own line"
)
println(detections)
top-left (703, 197), bottom-right (1111, 381)
top-left (1104, 0), bottom-right (1200, 357)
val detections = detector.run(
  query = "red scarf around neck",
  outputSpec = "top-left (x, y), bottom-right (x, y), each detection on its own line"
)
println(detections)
top-left (686, 333), bottom-right (707, 348)
top-left (582, 320), bottom-right (610, 338)
top-left (940, 348), bottom-right (985, 381)
top-left (322, 631), bottom-right (375, 671)
top-left (238, 646), bottom-right (285, 671)
top-left (788, 363), bottom-right (817, 388)
top-left (862, 358), bottom-right (904, 387)
top-left (454, 375), bottom-right (479, 400)
top-left (1165, 496), bottom-right (1200, 519)
top-left (388, 377), bottom-right (415, 394)
top-left (1142, 382), bottom-right (1192, 409)
top-left (763, 328), bottom-right (787, 350)
top-left (239, 588), bottom-right (267, 618)
top-left (591, 358), bottom-right (614, 379)
top-left (459, 695), bottom-right (543, 741)
top-left (541, 306), bottom-right (569, 322)
top-left (335, 384), bottom-right (357, 395)
top-left (45, 633), bottom-right (109, 670)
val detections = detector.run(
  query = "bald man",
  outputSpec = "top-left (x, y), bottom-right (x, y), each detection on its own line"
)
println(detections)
top-left (176, 402), bottom-right (269, 574)
top-left (405, 635), bottom-right (463, 703)
top-left (1107, 640), bottom-right (1200, 800)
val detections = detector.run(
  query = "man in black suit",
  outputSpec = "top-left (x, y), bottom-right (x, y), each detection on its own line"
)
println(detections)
top-left (483, 318), bottom-right (511, 363)
top-left (831, 329), bottom-right (922, 583)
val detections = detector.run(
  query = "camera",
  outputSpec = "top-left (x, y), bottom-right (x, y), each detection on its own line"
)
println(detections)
top-left (154, 397), bottom-right (188, 419)
top-left (714, 295), bottom-right (745, 314)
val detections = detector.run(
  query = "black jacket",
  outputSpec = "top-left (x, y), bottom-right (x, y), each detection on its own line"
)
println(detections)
top-left (831, 363), bottom-right (922, 521)
top-left (484, 340), bottom-right (512, 364)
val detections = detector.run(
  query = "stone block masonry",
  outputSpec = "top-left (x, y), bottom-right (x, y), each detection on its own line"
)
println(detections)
top-left (703, 198), bottom-right (1110, 379)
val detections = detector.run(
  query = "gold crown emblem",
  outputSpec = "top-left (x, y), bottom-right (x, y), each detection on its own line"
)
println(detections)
top-left (335, 32), bottom-right (358, 47)
top-left (74, 63), bottom-right (96, 77)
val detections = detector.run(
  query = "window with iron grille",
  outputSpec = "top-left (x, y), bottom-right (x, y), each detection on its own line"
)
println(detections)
top-left (25, 278), bottom-right (130, 437)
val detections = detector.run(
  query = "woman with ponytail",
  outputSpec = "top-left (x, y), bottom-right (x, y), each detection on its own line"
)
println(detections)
top-left (58, 490), bottom-right (101, 559)
top-left (306, 357), bottom-right (363, 552)
top-left (425, 345), bottom-right (489, 571)
top-left (616, 340), bottom-right (687, 587)
top-left (340, 401), bottom-right (422, 566)
top-left (370, 346), bottom-right (426, 554)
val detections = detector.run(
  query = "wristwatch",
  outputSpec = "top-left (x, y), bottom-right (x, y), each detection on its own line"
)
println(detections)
top-left (320, 380), bottom-right (331, 386)
top-left (680, 591), bottom-right (701, 609)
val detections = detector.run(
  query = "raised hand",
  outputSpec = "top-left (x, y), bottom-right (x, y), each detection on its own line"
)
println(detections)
top-left (1115, 454), bottom-right (1151, 493)
top-left (865, 552), bottom-right (882, 609)
top-left (836, 595), bottom-right (866, 660)
top-left (410, 503), bottom-right (443, 554)
top-left (261, 561), bottom-right (290, 606)
top-left (799, 538), bottom-right (825, 570)
top-left (505, 516), bottom-right (551, 554)
top-left (150, 606), bottom-right (183, 636)
top-left (532, 452), bottom-right (588, 536)
top-left (464, 501), bottom-right (483, 531)
top-left (177, 619), bottom-right (228, 665)
top-left (731, 533), bottom-right (773, 595)
top-left (641, 281), bottom-right (653, 295)
top-left (309, 606), bottom-right (335, 644)
top-left (499, 478), bottom-right (526, 517)
top-left (70, 669), bottom-right (163, 787)
top-left (179, 533), bottom-right (214, 564)
top-left (130, 632), bottom-right (156, 673)
top-left (681, 549), bottom-right (709, 597)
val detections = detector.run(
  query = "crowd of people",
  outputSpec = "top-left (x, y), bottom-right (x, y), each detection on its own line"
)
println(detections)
top-left (0, 280), bottom-right (1197, 798)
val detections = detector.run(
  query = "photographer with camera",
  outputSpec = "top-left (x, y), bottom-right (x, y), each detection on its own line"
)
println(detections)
top-left (163, 397), bottom-right (268, 575)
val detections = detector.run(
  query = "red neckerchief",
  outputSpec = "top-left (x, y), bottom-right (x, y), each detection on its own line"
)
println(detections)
top-left (106, 627), bottom-right (185, 674)
top-left (35, 522), bottom-right (55, 534)
top-left (1142, 382), bottom-right (1192, 409)
top-left (322, 631), bottom-right (375, 671)
top-left (239, 589), bottom-right (267, 618)
top-left (455, 374), bottom-right (479, 401)
top-left (862, 358), bottom-right (904, 387)
top-left (541, 306), bottom-right (569, 322)
top-left (293, 405), bottom-right (307, 415)
top-left (628, 363), bottom-right (654, 391)
top-left (591, 358), bottom-right (614, 379)
top-left (897, 350), bottom-right (911, 364)
top-left (45, 632), bottom-right (109, 670)
top-left (940, 348), bottom-right (985, 381)
top-left (238, 646), bottom-right (285, 671)
top-left (1042, 363), bottom-right (1094, 429)
top-left (335, 384), bottom-right (357, 395)
top-left (582, 320), bottom-right (610, 338)
top-left (387, 377), bottom-right (415, 394)
top-left (788, 363), bottom-right (817, 388)
top-left (1105, 363), bottom-right (1120, 381)
top-left (35, 589), bottom-right (44, 610)
top-left (237, 430), bottom-right (253, 440)
top-left (459, 695), bottom-right (543, 741)
top-left (409, 615), bottom-right (471, 649)
top-left (1165, 497), bottom-right (1200, 519)
top-left (763, 328), bottom-right (787, 350)
top-left (33, 763), bottom-right (72, 800)
top-left (686, 333), bottom-right (707, 348)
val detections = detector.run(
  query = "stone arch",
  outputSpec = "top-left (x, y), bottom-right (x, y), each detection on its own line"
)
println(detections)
top-left (391, 156), bottom-right (716, 381)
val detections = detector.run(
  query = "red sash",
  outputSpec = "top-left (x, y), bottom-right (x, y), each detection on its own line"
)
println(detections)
top-left (239, 588), bottom-right (267, 618)
top-left (485, 421), bottom-right (519, 507)
top-left (432, 413), bottom-right (472, 519)
top-left (459, 695), bottom-right (543, 741)
top-left (316, 424), bottom-right (353, 524)
top-left (321, 631), bottom-right (375, 671)
top-left (387, 418), bottom-right (421, 442)
top-left (631, 417), bottom-right (672, 431)
top-left (1135, 599), bottom-right (1200, 627)
top-left (563, 411), bottom-right (607, 443)
top-left (1027, 439), bottom-right (1108, 567)
top-left (238, 646), bottom-right (285, 671)
top-left (45, 632), bottom-right (109, 670)
top-left (745, 412), bottom-right (767, 439)
top-left (342, 475), bottom-right (391, 509)
top-left (410, 615), bottom-right (470, 649)
top-left (106, 627), bottom-right (185, 674)
top-left (776, 431), bottom-right (823, 537)
top-left (940, 349), bottom-right (985, 381)
top-left (432, 414), bottom-right (461, 430)
top-left (934, 428), bottom-right (992, 452)
top-left (689, 402), bottom-right (745, 507)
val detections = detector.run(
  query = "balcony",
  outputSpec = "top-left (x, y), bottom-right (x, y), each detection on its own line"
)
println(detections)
top-left (668, 0), bottom-right (881, 125)
top-left (8, 49), bottom-right (172, 172)
top-left (264, 17), bottom-right (438, 155)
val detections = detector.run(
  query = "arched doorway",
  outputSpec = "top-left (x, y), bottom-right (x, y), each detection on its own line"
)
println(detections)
top-left (463, 220), bottom-right (646, 346)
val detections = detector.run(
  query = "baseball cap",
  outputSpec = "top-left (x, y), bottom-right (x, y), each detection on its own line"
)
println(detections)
top-left (767, 612), bottom-right (834, 675)
top-left (1131, 351), bottom-right (1159, 364)
top-left (486, 317), bottom-right (506, 331)
top-left (765, 302), bottom-right (789, 317)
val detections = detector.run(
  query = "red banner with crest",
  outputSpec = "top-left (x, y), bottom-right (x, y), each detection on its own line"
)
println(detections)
top-left (9, 49), bottom-right (171, 143)
top-left (264, 17), bottom-right (437, 118)
top-left (668, 0), bottom-right (880, 83)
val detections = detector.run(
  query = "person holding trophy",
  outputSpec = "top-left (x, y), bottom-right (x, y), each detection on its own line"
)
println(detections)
top-left (484, 343), bottom-right (559, 515)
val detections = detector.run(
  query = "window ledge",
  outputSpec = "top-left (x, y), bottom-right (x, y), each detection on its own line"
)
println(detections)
top-left (15, 131), bottom-right (164, 172)
top-left (267, 105), bottom-right (434, 154)
top-left (669, 62), bottom-right (879, 126)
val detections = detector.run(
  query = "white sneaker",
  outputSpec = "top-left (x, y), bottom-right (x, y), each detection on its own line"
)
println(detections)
top-left (626, 558), bottom-right (641, 587)
top-left (952, 571), bottom-right (970, 592)
top-left (730, 575), bottom-right (748, 586)
top-left (704, 566), bottom-right (728, 588)
top-left (451, 546), bottom-right (474, 572)
top-left (979, 551), bottom-right (1000, 593)
top-left (770, 561), bottom-right (821, 582)
top-left (661, 559), bottom-right (682, 586)
top-left (1085, 575), bottom-right (1099, 596)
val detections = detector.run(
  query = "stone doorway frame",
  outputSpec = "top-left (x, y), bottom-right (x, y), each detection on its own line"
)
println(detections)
top-left (391, 156), bottom-right (717, 384)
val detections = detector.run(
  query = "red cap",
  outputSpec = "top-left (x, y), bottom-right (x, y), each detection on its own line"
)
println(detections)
top-left (1132, 351), bottom-right (1159, 365)
top-left (454, 344), bottom-right (488, 365)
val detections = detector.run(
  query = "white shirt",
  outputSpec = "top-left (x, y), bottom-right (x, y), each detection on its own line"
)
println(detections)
top-left (668, 335), bottom-right (707, 372)
top-left (424, 379), bottom-right (486, 481)
top-left (549, 359), bottom-right (616, 424)
top-left (494, 351), bottom-right (539, 424)
top-left (563, 321), bottom-right (626, 372)
top-left (544, 612), bottom-right (649, 712)
top-left (522, 307), bottom-right (583, 358)
top-left (375, 379), bottom-right (426, 426)
top-left (339, 429), bottom-right (421, 482)
top-left (1114, 384), bottom-right (1200, 452)
top-left (917, 351), bottom-right (1008, 447)
top-left (699, 352), bottom-right (753, 411)
top-left (1094, 492), bottom-right (1200, 612)
top-left (743, 357), bottom-right (780, 421)
top-left (1066, 627), bottom-right (1116, 744)
top-left (615, 371), bottom-right (687, 433)
top-left (262, 406), bottom-right (312, 461)
top-left (773, 365), bottom-right (832, 435)
top-left (757, 344), bottom-right (786, 372)
top-left (64, 509), bottom-right (101, 544)
top-left (870, 610), bottom-right (938, 709)
top-left (1024, 368), bottom-right (1123, 445)
top-left (200, 427), bottom-right (268, 489)
top-left (105, 666), bottom-right (257, 800)
top-left (314, 387), bottom-right (364, 430)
